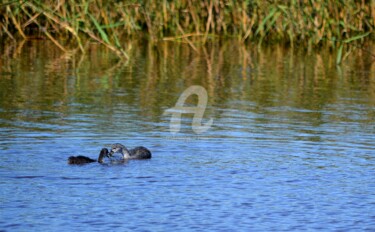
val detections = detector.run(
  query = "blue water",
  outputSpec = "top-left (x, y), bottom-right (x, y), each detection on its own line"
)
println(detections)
top-left (0, 41), bottom-right (375, 231)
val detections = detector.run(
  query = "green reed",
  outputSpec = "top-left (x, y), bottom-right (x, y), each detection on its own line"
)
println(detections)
top-left (0, 0), bottom-right (374, 60)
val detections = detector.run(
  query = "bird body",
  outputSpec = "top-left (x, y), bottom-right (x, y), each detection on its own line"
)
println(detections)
top-left (109, 143), bottom-right (152, 160)
top-left (68, 148), bottom-right (110, 165)
top-left (68, 155), bottom-right (96, 164)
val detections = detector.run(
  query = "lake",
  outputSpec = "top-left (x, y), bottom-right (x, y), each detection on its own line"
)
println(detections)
top-left (0, 40), bottom-right (374, 231)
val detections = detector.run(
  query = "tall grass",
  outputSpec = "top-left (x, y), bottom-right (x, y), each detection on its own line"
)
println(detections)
top-left (1, 0), bottom-right (374, 60)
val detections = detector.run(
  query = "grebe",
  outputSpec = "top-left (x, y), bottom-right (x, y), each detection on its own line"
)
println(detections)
top-left (68, 148), bottom-right (110, 165)
top-left (109, 143), bottom-right (151, 160)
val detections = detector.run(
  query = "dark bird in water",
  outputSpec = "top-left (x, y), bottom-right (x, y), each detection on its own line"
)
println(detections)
top-left (68, 148), bottom-right (110, 165)
top-left (109, 143), bottom-right (152, 160)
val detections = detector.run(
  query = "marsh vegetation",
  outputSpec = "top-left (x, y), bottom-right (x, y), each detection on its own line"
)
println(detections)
top-left (1, 0), bottom-right (373, 62)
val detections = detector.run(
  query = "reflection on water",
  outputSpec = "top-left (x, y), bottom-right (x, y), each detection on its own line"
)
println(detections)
top-left (0, 40), bottom-right (374, 231)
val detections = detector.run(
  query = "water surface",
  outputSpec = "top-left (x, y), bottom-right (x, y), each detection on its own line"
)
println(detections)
top-left (0, 40), bottom-right (374, 231)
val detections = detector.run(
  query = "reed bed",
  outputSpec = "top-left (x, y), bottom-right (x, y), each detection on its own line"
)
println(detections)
top-left (1, 0), bottom-right (374, 60)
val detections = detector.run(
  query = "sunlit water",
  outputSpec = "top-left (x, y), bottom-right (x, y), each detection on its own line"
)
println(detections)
top-left (1, 40), bottom-right (374, 231)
